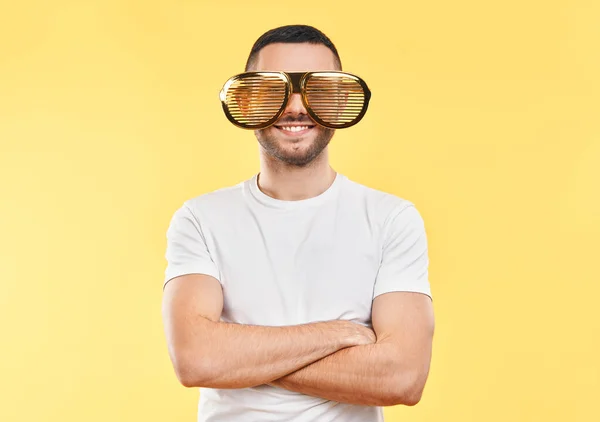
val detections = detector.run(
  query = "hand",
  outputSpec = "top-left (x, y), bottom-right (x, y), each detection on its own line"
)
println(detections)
top-left (340, 320), bottom-right (376, 347)
top-left (353, 323), bottom-right (377, 345)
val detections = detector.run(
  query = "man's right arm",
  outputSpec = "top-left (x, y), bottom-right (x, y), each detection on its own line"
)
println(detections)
top-left (162, 273), bottom-right (375, 389)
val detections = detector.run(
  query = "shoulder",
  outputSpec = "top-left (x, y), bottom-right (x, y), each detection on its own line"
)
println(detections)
top-left (182, 178), bottom-right (248, 216)
top-left (166, 178), bottom-right (250, 233)
top-left (341, 174), bottom-right (420, 224)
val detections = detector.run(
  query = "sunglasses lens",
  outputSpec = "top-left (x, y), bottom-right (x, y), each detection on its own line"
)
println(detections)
top-left (221, 73), bottom-right (288, 128)
top-left (305, 73), bottom-right (368, 128)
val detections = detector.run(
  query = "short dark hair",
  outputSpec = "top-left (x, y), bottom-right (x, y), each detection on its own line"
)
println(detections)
top-left (245, 24), bottom-right (342, 71)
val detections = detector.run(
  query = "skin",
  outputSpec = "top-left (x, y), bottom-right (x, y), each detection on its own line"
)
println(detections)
top-left (162, 274), bottom-right (376, 389)
top-left (249, 42), bottom-right (340, 201)
top-left (162, 42), bottom-right (435, 407)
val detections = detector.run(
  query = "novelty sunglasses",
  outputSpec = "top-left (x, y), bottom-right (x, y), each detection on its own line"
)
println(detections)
top-left (219, 71), bottom-right (371, 129)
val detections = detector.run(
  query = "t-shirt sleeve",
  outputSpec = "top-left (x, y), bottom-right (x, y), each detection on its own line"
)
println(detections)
top-left (373, 204), bottom-right (432, 299)
top-left (163, 203), bottom-right (221, 289)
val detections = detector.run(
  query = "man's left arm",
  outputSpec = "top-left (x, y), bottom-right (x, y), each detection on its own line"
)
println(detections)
top-left (270, 291), bottom-right (434, 406)
top-left (270, 204), bottom-right (434, 406)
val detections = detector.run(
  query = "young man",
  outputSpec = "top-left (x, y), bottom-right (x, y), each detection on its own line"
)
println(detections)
top-left (162, 24), bottom-right (434, 422)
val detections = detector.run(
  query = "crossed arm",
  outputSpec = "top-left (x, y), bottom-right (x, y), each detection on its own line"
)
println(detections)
top-left (162, 274), bottom-right (434, 407)
top-left (268, 289), bottom-right (434, 406)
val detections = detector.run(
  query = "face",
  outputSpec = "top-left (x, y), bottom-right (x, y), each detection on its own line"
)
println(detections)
top-left (251, 43), bottom-right (339, 167)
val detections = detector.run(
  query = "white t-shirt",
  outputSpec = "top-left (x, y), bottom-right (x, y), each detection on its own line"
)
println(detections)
top-left (164, 172), bottom-right (432, 422)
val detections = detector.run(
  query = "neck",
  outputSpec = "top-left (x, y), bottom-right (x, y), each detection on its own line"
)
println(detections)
top-left (257, 148), bottom-right (337, 201)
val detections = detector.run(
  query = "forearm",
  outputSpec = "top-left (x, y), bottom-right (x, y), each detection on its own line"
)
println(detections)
top-left (271, 341), bottom-right (421, 406)
top-left (178, 318), bottom-right (366, 389)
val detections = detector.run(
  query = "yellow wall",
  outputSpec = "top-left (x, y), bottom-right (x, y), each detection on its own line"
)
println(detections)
top-left (1, 0), bottom-right (598, 420)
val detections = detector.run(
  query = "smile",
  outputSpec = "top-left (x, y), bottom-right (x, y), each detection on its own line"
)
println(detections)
top-left (274, 125), bottom-right (315, 135)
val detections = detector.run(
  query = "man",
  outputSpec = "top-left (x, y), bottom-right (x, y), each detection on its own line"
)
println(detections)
top-left (162, 24), bottom-right (434, 422)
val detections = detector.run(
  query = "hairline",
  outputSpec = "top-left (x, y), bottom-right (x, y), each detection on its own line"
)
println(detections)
top-left (245, 42), bottom-right (343, 72)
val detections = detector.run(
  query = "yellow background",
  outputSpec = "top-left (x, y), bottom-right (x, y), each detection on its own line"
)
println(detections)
top-left (1, 0), bottom-right (599, 420)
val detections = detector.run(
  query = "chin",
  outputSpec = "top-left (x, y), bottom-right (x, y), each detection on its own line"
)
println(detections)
top-left (256, 126), bottom-right (334, 166)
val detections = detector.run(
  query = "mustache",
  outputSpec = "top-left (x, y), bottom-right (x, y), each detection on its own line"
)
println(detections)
top-left (275, 115), bottom-right (316, 125)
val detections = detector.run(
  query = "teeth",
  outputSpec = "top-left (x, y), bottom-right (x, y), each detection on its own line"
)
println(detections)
top-left (280, 126), bottom-right (310, 132)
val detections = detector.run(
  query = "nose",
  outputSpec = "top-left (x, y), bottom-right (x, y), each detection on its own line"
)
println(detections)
top-left (283, 93), bottom-right (307, 116)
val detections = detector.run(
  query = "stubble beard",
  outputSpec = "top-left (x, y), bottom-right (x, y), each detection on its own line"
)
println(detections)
top-left (255, 126), bottom-right (335, 167)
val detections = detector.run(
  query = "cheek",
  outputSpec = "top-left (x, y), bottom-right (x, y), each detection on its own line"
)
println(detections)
top-left (255, 127), bottom-right (273, 139)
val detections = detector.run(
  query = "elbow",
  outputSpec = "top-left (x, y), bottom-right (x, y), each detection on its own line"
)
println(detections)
top-left (381, 388), bottom-right (423, 407)
top-left (172, 360), bottom-right (201, 388)
top-left (174, 365), bottom-right (201, 388)
top-left (381, 371), bottom-right (427, 407)
top-left (396, 388), bottom-right (424, 407)
top-left (171, 351), bottom-right (215, 388)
